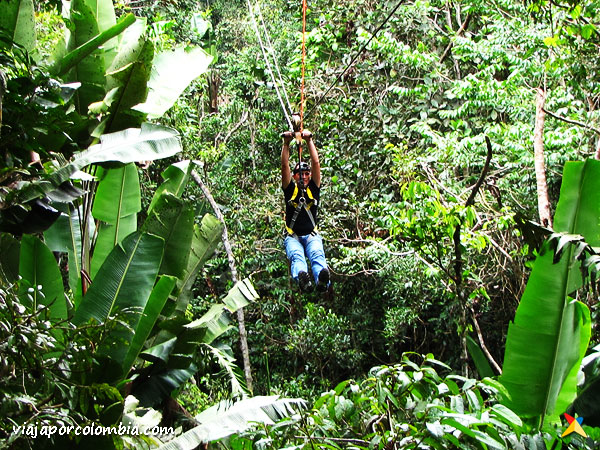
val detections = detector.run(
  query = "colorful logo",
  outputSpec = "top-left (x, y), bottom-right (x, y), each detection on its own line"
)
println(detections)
top-left (562, 413), bottom-right (587, 438)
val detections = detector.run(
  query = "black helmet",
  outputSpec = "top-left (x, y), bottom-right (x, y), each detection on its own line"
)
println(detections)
top-left (293, 162), bottom-right (310, 174)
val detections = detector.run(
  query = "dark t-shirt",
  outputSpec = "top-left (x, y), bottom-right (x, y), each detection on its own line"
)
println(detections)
top-left (283, 179), bottom-right (320, 236)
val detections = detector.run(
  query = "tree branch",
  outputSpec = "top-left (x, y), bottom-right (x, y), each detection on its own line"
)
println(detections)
top-left (191, 170), bottom-right (253, 393)
top-left (438, 14), bottom-right (472, 65)
top-left (534, 88), bottom-right (553, 229)
top-left (470, 307), bottom-right (502, 375)
top-left (543, 108), bottom-right (600, 135)
top-left (466, 136), bottom-right (493, 207)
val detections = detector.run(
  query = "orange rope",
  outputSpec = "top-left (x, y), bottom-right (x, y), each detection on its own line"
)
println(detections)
top-left (300, 0), bottom-right (307, 133)
top-left (297, 0), bottom-right (308, 161)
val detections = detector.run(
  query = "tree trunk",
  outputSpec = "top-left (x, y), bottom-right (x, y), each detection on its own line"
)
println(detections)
top-left (534, 88), bottom-right (553, 229)
top-left (191, 170), bottom-right (254, 393)
top-left (208, 71), bottom-right (220, 113)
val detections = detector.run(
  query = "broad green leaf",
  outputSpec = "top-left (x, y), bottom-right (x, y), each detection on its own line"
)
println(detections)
top-left (156, 396), bottom-right (306, 448)
top-left (90, 164), bottom-right (141, 277)
top-left (581, 24), bottom-right (595, 40)
top-left (91, 215), bottom-right (137, 278)
top-left (426, 421), bottom-right (444, 438)
top-left (466, 334), bottom-right (494, 379)
top-left (44, 205), bottom-right (95, 293)
top-left (121, 275), bottom-right (176, 374)
top-left (204, 343), bottom-right (246, 397)
top-left (18, 235), bottom-right (66, 319)
top-left (63, 0), bottom-right (105, 111)
top-left (0, 233), bottom-right (20, 284)
top-left (490, 404), bottom-right (523, 430)
top-left (133, 365), bottom-right (197, 407)
top-left (16, 123), bottom-right (182, 203)
top-left (104, 18), bottom-right (154, 132)
top-left (185, 304), bottom-right (232, 345)
top-left (222, 278), bottom-right (259, 313)
top-left (176, 214), bottom-right (223, 312)
top-left (190, 13), bottom-right (211, 39)
top-left (59, 12), bottom-right (135, 79)
top-left (106, 18), bottom-right (148, 91)
top-left (142, 193), bottom-right (194, 278)
top-left (133, 46), bottom-right (213, 118)
top-left (92, 164), bottom-right (141, 222)
top-left (73, 231), bottom-right (164, 326)
top-left (141, 337), bottom-right (178, 364)
top-left (148, 160), bottom-right (192, 213)
top-left (84, 0), bottom-right (119, 67)
top-left (0, 0), bottom-right (36, 50)
top-left (500, 160), bottom-right (598, 423)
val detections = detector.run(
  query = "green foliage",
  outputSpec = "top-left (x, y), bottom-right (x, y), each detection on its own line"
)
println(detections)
top-left (501, 160), bottom-right (600, 426)
top-left (0, 283), bottom-right (122, 449)
top-left (228, 354), bottom-right (568, 449)
top-left (161, 396), bottom-right (306, 449)
top-left (288, 303), bottom-right (364, 377)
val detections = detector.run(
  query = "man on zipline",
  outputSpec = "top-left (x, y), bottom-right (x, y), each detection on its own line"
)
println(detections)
top-left (281, 129), bottom-right (330, 293)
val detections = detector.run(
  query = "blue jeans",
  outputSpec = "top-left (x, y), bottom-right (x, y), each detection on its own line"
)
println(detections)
top-left (285, 233), bottom-right (328, 283)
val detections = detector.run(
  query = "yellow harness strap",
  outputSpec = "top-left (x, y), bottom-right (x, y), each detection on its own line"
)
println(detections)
top-left (286, 183), bottom-right (317, 236)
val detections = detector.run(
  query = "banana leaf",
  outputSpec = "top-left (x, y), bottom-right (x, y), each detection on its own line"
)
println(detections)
top-left (54, 13), bottom-right (135, 79)
top-left (92, 164), bottom-right (141, 222)
top-left (133, 46), bottom-right (213, 118)
top-left (140, 337), bottom-right (178, 365)
top-left (121, 275), bottom-right (177, 375)
top-left (500, 160), bottom-right (599, 425)
top-left (142, 193), bottom-right (194, 279)
top-left (132, 365), bottom-right (197, 407)
top-left (103, 18), bottom-right (154, 133)
top-left (73, 231), bottom-right (163, 325)
top-left (157, 396), bottom-right (306, 448)
top-left (466, 335), bottom-right (494, 379)
top-left (91, 215), bottom-right (137, 278)
top-left (0, 0), bottom-right (36, 50)
top-left (85, 0), bottom-right (119, 68)
top-left (17, 123), bottom-right (182, 203)
top-left (133, 279), bottom-right (258, 408)
top-left (44, 205), bottom-right (95, 293)
top-left (90, 164), bottom-right (141, 277)
top-left (205, 343), bottom-right (246, 397)
top-left (63, 0), bottom-right (107, 111)
top-left (148, 160), bottom-right (192, 213)
top-left (175, 214), bottom-right (223, 312)
top-left (18, 235), bottom-right (66, 319)
top-left (222, 278), bottom-right (259, 313)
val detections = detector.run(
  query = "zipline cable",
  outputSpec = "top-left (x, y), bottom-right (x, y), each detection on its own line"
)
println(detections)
top-left (299, 0), bottom-right (307, 134)
top-left (305, 0), bottom-right (404, 119)
top-left (256, 2), bottom-right (293, 116)
top-left (294, 0), bottom-right (308, 168)
top-left (247, 0), bottom-right (294, 130)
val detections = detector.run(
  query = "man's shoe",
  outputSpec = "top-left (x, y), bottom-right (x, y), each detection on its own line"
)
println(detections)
top-left (316, 268), bottom-right (330, 292)
top-left (298, 271), bottom-right (313, 293)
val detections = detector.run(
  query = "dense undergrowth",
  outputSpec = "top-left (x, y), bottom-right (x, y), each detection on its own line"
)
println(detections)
top-left (2, 0), bottom-right (600, 447)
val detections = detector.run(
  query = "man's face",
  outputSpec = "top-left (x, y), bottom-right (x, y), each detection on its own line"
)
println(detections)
top-left (294, 170), bottom-right (311, 186)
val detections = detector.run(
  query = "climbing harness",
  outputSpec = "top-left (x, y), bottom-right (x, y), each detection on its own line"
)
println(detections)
top-left (286, 181), bottom-right (318, 237)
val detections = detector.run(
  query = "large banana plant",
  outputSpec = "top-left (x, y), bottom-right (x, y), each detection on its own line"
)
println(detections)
top-left (0, 0), bottom-right (36, 51)
top-left (1, 0), bottom-right (213, 229)
top-left (500, 159), bottom-right (599, 427)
